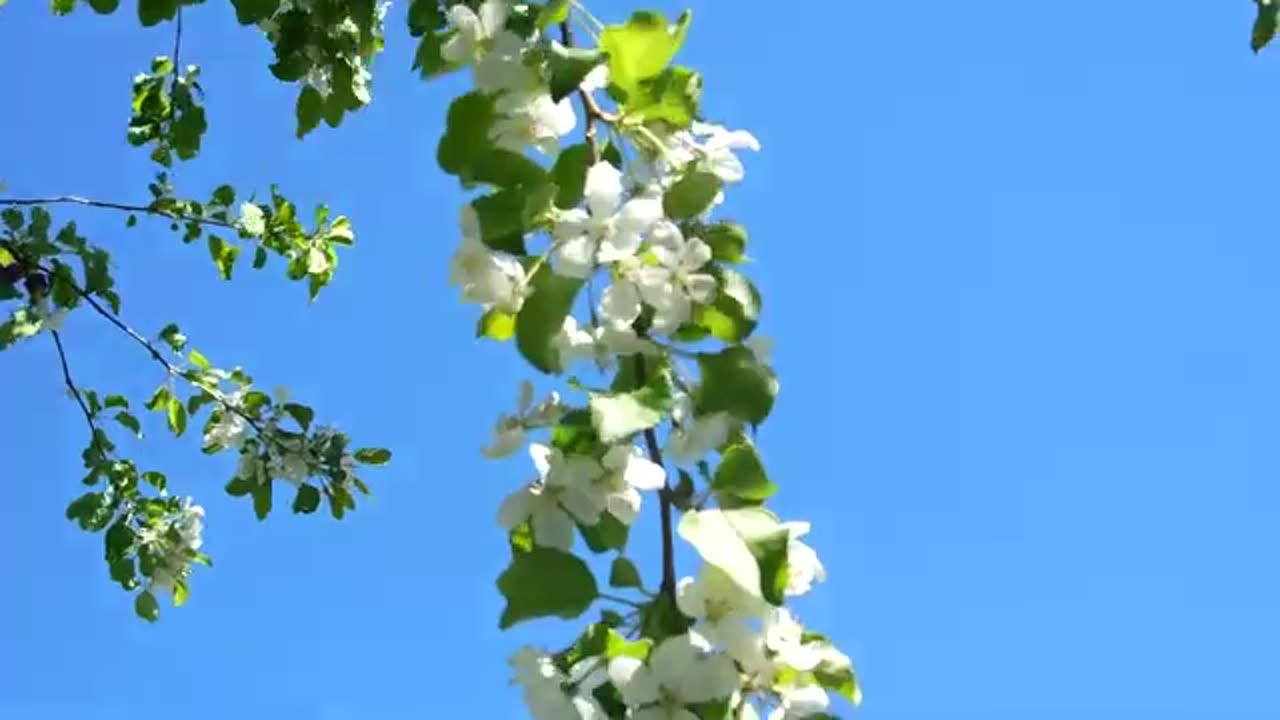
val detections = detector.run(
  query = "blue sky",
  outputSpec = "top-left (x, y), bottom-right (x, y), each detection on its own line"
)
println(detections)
top-left (3, 1), bottom-right (1280, 718)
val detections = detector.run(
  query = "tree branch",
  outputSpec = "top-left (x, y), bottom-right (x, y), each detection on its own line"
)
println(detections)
top-left (559, 13), bottom-right (678, 604)
top-left (50, 330), bottom-right (100, 447)
top-left (0, 196), bottom-right (235, 230)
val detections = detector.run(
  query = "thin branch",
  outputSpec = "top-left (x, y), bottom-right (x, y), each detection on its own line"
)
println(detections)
top-left (559, 20), bottom-right (618, 163)
top-left (172, 8), bottom-right (184, 74)
top-left (0, 196), bottom-right (235, 230)
top-left (598, 592), bottom-right (644, 609)
top-left (51, 329), bottom-right (100, 447)
top-left (36, 264), bottom-right (271, 441)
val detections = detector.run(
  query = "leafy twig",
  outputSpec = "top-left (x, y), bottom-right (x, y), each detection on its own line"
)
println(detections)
top-left (0, 196), bottom-right (234, 230)
top-left (50, 329), bottom-right (99, 449)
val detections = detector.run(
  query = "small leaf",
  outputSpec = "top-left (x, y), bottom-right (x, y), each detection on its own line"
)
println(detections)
top-left (701, 222), bottom-right (748, 263)
top-left (599, 10), bottom-right (692, 98)
top-left (552, 143), bottom-right (592, 208)
top-left (696, 346), bottom-right (777, 425)
top-left (663, 171), bottom-right (722, 219)
top-left (283, 403), bottom-right (314, 430)
top-left (166, 395), bottom-right (187, 436)
top-left (497, 547), bottom-right (598, 629)
top-left (292, 484), bottom-right (321, 514)
top-left (579, 514), bottom-right (630, 554)
top-left (538, 0), bottom-right (569, 27)
top-left (144, 386), bottom-right (172, 412)
top-left (251, 477), bottom-right (272, 520)
top-left (516, 265), bottom-right (584, 374)
top-left (472, 190), bottom-right (531, 253)
top-left (549, 44), bottom-right (602, 102)
top-left (477, 308), bottom-right (517, 341)
top-left (158, 323), bottom-right (186, 351)
top-left (712, 444), bottom-right (776, 503)
top-left (354, 447), bottom-right (392, 465)
top-left (207, 236), bottom-right (239, 280)
top-left (296, 85), bottom-right (325, 139)
top-left (188, 349), bottom-right (211, 370)
top-left (609, 557), bottom-right (643, 589)
top-left (815, 664), bottom-right (863, 706)
top-left (114, 411), bottom-right (143, 438)
top-left (252, 246), bottom-right (268, 269)
top-left (135, 590), bottom-right (160, 622)
top-left (103, 394), bottom-right (129, 409)
top-left (1255, 1), bottom-right (1279, 53)
top-left (142, 471), bottom-right (166, 491)
top-left (172, 580), bottom-right (189, 607)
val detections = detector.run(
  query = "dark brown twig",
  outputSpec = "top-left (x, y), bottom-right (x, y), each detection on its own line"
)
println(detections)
top-left (0, 196), bottom-right (234, 230)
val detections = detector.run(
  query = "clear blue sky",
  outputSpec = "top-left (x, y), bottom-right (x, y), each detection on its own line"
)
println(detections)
top-left (3, 1), bottom-right (1280, 718)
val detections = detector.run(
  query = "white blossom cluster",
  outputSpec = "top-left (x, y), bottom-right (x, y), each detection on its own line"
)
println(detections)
top-left (137, 497), bottom-right (205, 599)
top-left (443, 2), bottom-right (855, 718)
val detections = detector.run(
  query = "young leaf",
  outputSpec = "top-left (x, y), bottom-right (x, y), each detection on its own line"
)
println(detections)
top-left (609, 557), bottom-right (643, 589)
top-left (712, 444), bottom-right (777, 503)
top-left (354, 447), bottom-right (392, 465)
top-left (292, 484), bottom-right (321, 514)
top-left (134, 590), bottom-right (160, 622)
top-left (696, 346), bottom-right (777, 425)
top-left (516, 265), bottom-right (583, 374)
top-left (663, 171), bottom-right (722, 219)
top-left (166, 395), bottom-right (187, 437)
top-left (497, 547), bottom-right (598, 629)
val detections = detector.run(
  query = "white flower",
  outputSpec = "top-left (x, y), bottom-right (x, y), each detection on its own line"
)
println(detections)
top-left (598, 258), bottom-right (645, 330)
top-left (636, 222), bottom-right (717, 333)
top-left (555, 315), bottom-right (600, 370)
top-left (781, 521), bottom-right (826, 596)
top-left (677, 566), bottom-right (766, 652)
top-left (237, 202), bottom-right (266, 236)
top-left (579, 63), bottom-right (610, 92)
top-left (509, 648), bottom-right (606, 720)
top-left (32, 296), bottom-right (67, 332)
top-left (552, 162), bottom-right (663, 278)
top-left (448, 205), bottom-right (527, 311)
top-left (667, 394), bottom-right (734, 465)
top-left (205, 391), bottom-right (250, 450)
top-left (497, 444), bottom-right (605, 551)
top-left (766, 682), bottom-right (829, 720)
top-left (762, 608), bottom-right (825, 672)
top-left (491, 91), bottom-right (576, 155)
top-left (593, 445), bottom-right (666, 524)
top-left (690, 121), bottom-right (761, 184)
top-left (441, 0), bottom-right (508, 64)
top-left (608, 631), bottom-right (739, 720)
top-left (269, 451), bottom-right (309, 487)
top-left (745, 335), bottom-right (774, 365)
top-left (474, 30), bottom-right (539, 93)
top-left (483, 380), bottom-right (564, 459)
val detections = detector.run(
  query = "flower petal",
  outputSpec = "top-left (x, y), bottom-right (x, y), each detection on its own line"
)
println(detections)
top-left (498, 487), bottom-right (533, 529)
top-left (553, 235), bottom-right (598, 279)
top-left (608, 657), bottom-right (661, 706)
top-left (532, 504), bottom-right (576, 551)
top-left (623, 454), bottom-right (666, 490)
top-left (584, 161), bottom-right (624, 218)
top-left (606, 487), bottom-right (641, 525)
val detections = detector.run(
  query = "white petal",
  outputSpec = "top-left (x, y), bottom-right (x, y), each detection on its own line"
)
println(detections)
top-left (780, 684), bottom-right (830, 716)
top-left (597, 231), bottom-right (643, 263)
top-left (682, 237), bottom-right (714, 270)
top-left (614, 197), bottom-right (663, 235)
top-left (650, 634), bottom-right (702, 690)
top-left (685, 273), bottom-right (718, 304)
top-left (584, 162), bottom-right (624, 218)
top-left (498, 487), bottom-right (533, 529)
top-left (553, 235), bottom-right (598, 279)
top-left (599, 280), bottom-right (643, 329)
top-left (676, 653), bottom-right (739, 703)
top-left (478, 0), bottom-right (508, 35)
top-left (560, 486), bottom-right (606, 525)
top-left (675, 576), bottom-right (706, 618)
top-left (529, 443), bottom-right (554, 478)
top-left (517, 380), bottom-right (535, 413)
top-left (608, 657), bottom-right (661, 706)
top-left (623, 454), bottom-right (666, 490)
top-left (705, 152), bottom-right (745, 184)
top-left (481, 423), bottom-right (525, 459)
top-left (532, 504), bottom-right (576, 551)
top-left (580, 63), bottom-right (610, 92)
top-left (606, 487), bottom-right (642, 525)
top-left (460, 204), bottom-right (482, 240)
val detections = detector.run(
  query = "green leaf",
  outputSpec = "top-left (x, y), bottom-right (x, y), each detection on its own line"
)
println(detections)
top-left (549, 44), bottom-right (602, 102)
top-left (477, 308), bottom-right (517, 341)
top-left (663, 171), bottom-right (722, 219)
top-left (114, 411), bottom-right (142, 438)
top-left (712, 444), bottom-right (776, 503)
top-left (253, 246), bottom-right (268, 269)
top-left (158, 323), bottom-right (186, 351)
top-left (104, 394), bottom-right (129, 409)
top-left (144, 386), bottom-right (172, 412)
top-left (283, 403), bottom-right (314, 430)
top-left (207, 236), bottom-right (239, 280)
top-left (87, 0), bottom-right (120, 12)
top-left (696, 346), bottom-right (776, 425)
top-left (292, 484), bottom-right (321, 514)
top-left (552, 143), bottom-right (591, 208)
top-left (166, 396), bottom-right (187, 436)
top-left (749, 525), bottom-right (791, 605)
top-left (638, 592), bottom-right (692, 642)
top-left (172, 580), bottom-right (189, 607)
top-left (51, 0), bottom-right (75, 15)
top-left (472, 191), bottom-right (530, 254)
top-left (188, 349), bottom-right (211, 370)
top-left (354, 447), bottom-right (392, 465)
top-left (599, 10), bottom-right (692, 98)
top-left (135, 590), bottom-right (160, 622)
top-left (538, 0), bottom-right (569, 27)
top-left (609, 557), bottom-right (643, 589)
top-left (516, 265), bottom-right (584, 374)
top-left (815, 664), bottom-right (863, 706)
top-left (579, 513), bottom-right (630, 554)
top-left (1255, 2), bottom-right (1279, 53)
top-left (229, 0), bottom-right (276, 24)
top-left (109, 557), bottom-right (137, 588)
top-left (225, 475), bottom-right (254, 497)
top-left (497, 547), bottom-right (598, 629)
top-left (589, 369), bottom-right (673, 443)
top-left (471, 149), bottom-right (548, 190)
top-left (137, 0), bottom-right (178, 26)
top-left (408, 0), bottom-right (447, 34)
top-left (296, 85), bottom-right (325, 139)
top-left (252, 476), bottom-right (272, 520)
top-left (628, 66), bottom-right (702, 128)
top-left (697, 267), bottom-right (760, 343)
top-left (701, 222), bottom-right (747, 263)
top-left (1, 208), bottom-right (22, 231)
top-left (142, 471), bottom-right (166, 491)
top-left (437, 92), bottom-right (496, 180)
